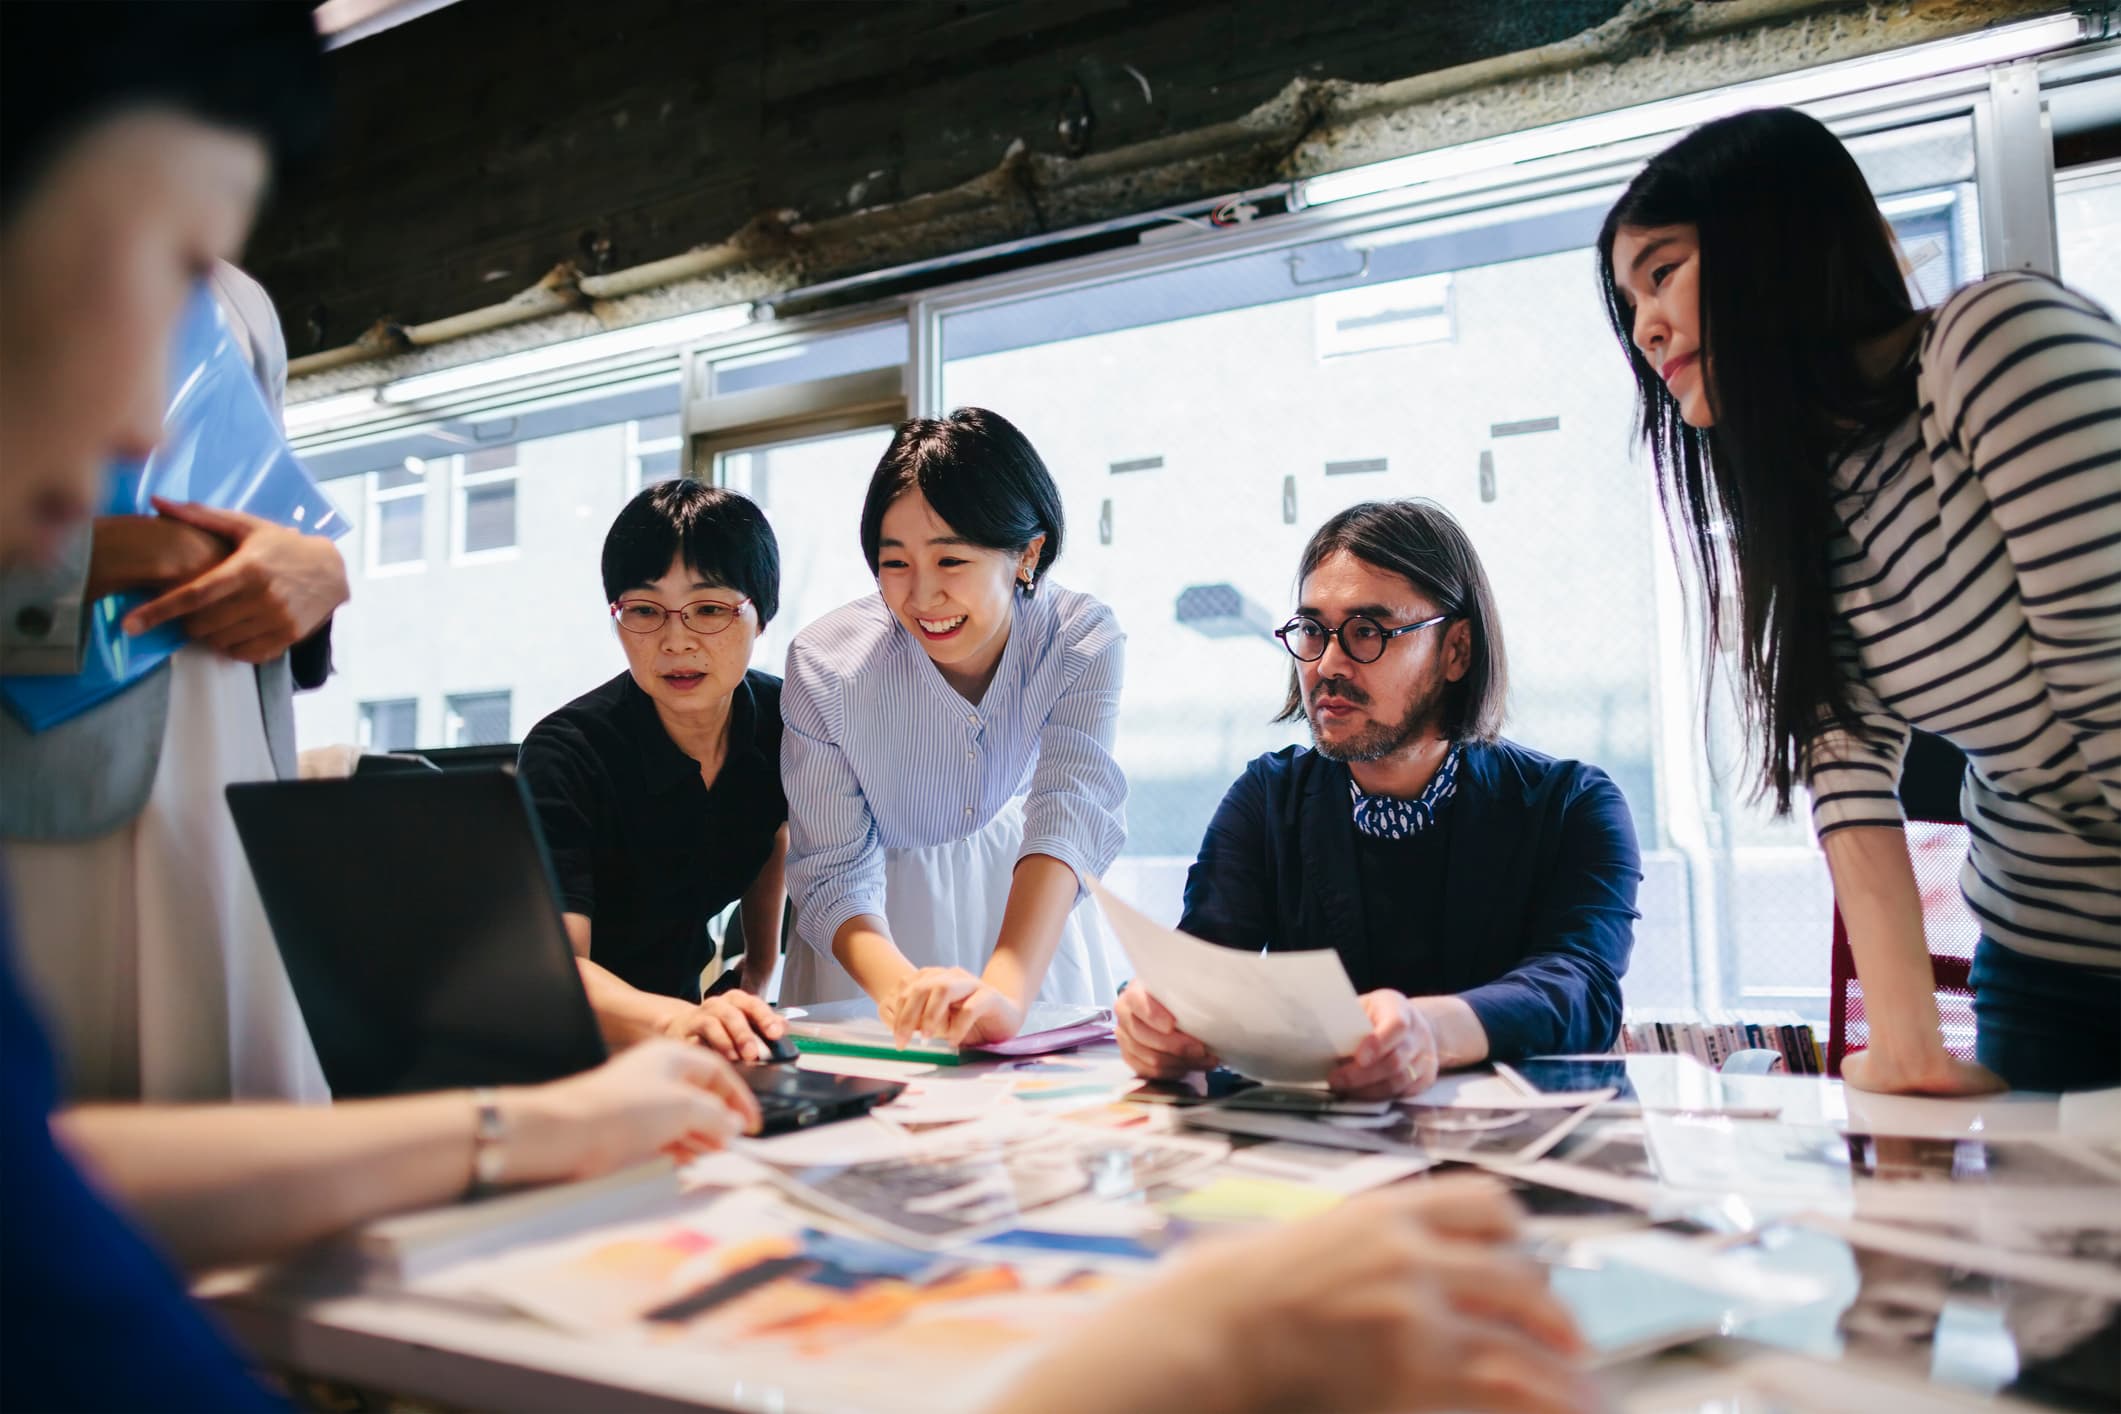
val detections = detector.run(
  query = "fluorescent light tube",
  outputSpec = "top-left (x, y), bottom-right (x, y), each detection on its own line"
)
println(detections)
top-left (380, 303), bottom-right (756, 405)
top-left (282, 388), bottom-right (384, 436)
top-left (1297, 14), bottom-right (2083, 208)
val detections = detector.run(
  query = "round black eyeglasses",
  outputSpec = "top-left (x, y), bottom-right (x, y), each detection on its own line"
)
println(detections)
top-left (1273, 612), bottom-right (1451, 664)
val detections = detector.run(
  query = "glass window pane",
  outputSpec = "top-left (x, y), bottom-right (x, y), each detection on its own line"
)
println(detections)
top-left (462, 482), bottom-right (517, 554)
top-left (2057, 162), bottom-right (2121, 318)
top-left (375, 461), bottom-right (427, 492)
top-left (634, 413), bottom-right (681, 444)
top-left (296, 384), bottom-right (686, 762)
top-left (464, 444), bottom-right (518, 476)
top-left (947, 236), bottom-right (1660, 928)
top-left (1316, 274), bottom-right (1454, 357)
top-left (636, 446), bottom-right (682, 487)
top-left (446, 691), bottom-right (512, 746)
top-left (358, 698), bottom-right (417, 751)
top-left (710, 322), bottom-right (907, 397)
top-left (716, 426), bottom-right (896, 678)
top-left (936, 115), bottom-right (1978, 1025)
top-left (375, 494), bottom-right (424, 565)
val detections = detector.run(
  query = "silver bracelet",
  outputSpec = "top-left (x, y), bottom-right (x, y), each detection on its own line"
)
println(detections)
top-left (469, 1088), bottom-right (508, 1196)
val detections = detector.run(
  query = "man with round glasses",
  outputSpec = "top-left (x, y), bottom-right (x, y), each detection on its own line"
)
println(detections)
top-left (516, 482), bottom-right (791, 1063)
top-left (1116, 499), bottom-right (1640, 1098)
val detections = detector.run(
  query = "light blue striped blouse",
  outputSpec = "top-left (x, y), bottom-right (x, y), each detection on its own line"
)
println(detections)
top-left (781, 583), bottom-right (1129, 951)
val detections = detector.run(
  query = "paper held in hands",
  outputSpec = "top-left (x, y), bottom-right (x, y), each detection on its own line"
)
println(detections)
top-left (1088, 878), bottom-right (1372, 1084)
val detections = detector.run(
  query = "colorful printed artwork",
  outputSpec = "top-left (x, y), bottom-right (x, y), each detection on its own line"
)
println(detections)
top-left (422, 1189), bottom-right (1136, 1370)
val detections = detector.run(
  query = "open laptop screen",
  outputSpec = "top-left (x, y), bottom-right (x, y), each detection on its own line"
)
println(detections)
top-left (228, 770), bottom-right (607, 1098)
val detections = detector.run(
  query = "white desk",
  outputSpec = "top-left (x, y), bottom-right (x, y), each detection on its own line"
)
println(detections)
top-left (209, 1054), bottom-right (2121, 1414)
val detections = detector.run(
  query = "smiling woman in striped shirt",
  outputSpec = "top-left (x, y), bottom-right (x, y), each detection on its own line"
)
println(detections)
top-left (781, 409), bottom-right (1127, 1044)
top-left (1600, 107), bottom-right (2120, 1095)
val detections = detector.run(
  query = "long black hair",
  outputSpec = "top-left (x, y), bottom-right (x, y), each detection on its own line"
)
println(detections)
top-left (1597, 107), bottom-right (1918, 813)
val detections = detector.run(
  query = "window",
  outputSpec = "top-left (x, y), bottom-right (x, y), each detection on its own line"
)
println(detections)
top-left (2056, 158), bottom-right (2121, 318)
top-left (717, 425), bottom-right (898, 677)
top-left (357, 698), bottom-right (418, 751)
top-left (708, 322), bottom-right (907, 396)
top-left (931, 112), bottom-right (1985, 1025)
top-left (628, 414), bottom-right (684, 490)
top-left (445, 691), bottom-right (512, 747)
top-left (1316, 271), bottom-right (1455, 357)
top-left (453, 444), bottom-right (519, 560)
top-left (292, 384), bottom-right (682, 761)
top-left (365, 460), bottom-right (428, 572)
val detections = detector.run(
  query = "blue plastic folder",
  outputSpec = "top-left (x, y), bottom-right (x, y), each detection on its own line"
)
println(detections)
top-left (0, 284), bottom-right (349, 733)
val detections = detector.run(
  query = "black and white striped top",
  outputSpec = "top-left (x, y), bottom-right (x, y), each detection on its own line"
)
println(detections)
top-left (1808, 271), bottom-right (2121, 970)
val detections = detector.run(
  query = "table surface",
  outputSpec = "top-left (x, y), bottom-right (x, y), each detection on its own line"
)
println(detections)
top-left (209, 1054), bottom-right (2121, 1414)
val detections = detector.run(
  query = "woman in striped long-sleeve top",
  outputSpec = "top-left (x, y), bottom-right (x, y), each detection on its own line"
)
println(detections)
top-left (1599, 108), bottom-right (2120, 1095)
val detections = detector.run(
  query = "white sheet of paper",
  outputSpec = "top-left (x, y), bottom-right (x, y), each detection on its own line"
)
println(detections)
top-left (733, 1116), bottom-right (916, 1167)
top-left (1090, 878), bottom-right (1372, 1084)
top-left (2059, 1085), bottom-right (2121, 1140)
top-left (796, 1052), bottom-right (939, 1081)
top-left (1225, 1140), bottom-right (1432, 1193)
top-left (877, 1075), bottom-right (1017, 1126)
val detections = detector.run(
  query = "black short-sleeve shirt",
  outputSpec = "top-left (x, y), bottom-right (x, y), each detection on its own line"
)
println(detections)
top-left (517, 670), bottom-right (786, 1002)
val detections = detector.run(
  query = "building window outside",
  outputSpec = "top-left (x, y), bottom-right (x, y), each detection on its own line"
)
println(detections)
top-left (1315, 272), bottom-right (1455, 358)
top-left (365, 461), bottom-right (427, 572)
top-left (357, 698), bottom-right (418, 751)
top-left (294, 402), bottom-right (679, 769)
top-left (2056, 158), bottom-right (2121, 319)
top-left (717, 427), bottom-right (898, 678)
top-left (628, 414), bottom-right (684, 491)
top-left (454, 444), bottom-right (519, 560)
top-left (445, 691), bottom-right (513, 747)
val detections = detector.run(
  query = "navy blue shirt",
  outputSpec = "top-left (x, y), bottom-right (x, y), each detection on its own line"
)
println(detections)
top-left (0, 878), bottom-right (280, 1412)
top-left (1352, 816), bottom-right (1454, 988)
top-left (1179, 739), bottom-right (1640, 1058)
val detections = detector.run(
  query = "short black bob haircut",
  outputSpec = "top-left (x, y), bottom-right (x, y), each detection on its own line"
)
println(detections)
top-left (858, 408), bottom-right (1064, 593)
top-left (1273, 498), bottom-right (1508, 745)
top-left (601, 481), bottom-right (780, 628)
top-left (1, 2), bottom-right (327, 221)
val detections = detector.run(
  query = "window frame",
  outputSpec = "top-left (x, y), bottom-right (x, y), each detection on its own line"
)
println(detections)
top-left (906, 49), bottom-right (2075, 1019)
top-left (363, 463), bottom-right (429, 576)
top-left (625, 414), bottom-right (686, 492)
top-left (443, 689), bottom-right (513, 748)
top-left (451, 445), bottom-right (521, 565)
top-left (356, 696), bottom-right (419, 752)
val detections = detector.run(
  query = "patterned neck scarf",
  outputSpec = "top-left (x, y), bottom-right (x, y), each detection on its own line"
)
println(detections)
top-left (1349, 744), bottom-right (1462, 841)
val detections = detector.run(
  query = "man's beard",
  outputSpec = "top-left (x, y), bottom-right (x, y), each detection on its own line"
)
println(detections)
top-left (1308, 671), bottom-right (1448, 763)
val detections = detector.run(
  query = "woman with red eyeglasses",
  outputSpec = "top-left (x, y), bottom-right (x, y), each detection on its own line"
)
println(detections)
top-left (517, 482), bottom-right (790, 1062)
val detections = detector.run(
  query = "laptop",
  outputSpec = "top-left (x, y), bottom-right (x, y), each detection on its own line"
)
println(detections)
top-left (226, 769), bottom-right (902, 1131)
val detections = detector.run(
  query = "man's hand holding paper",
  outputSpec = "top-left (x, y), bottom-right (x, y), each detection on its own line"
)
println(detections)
top-left (1115, 986), bottom-right (1219, 1079)
top-left (1327, 990), bottom-right (1441, 1099)
top-left (1092, 878), bottom-right (1380, 1088)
